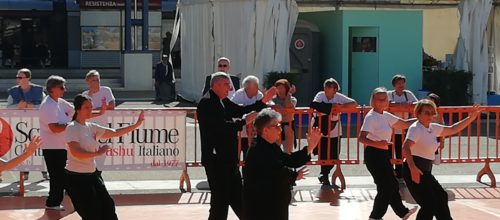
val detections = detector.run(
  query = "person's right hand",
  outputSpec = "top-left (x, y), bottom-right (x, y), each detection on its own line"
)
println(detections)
top-left (97, 145), bottom-right (111, 155)
top-left (154, 81), bottom-right (160, 87)
top-left (244, 112), bottom-right (258, 125)
top-left (17, 101), bottom-right (27, 109)
top-left (261, 86), bottom-right (277, 104)
top-left (377, 140), bottom-right (392, 149)
top-left (410, 164), bottom-right (423, 184)
top-left (296, 166), bottom-right (309, 180)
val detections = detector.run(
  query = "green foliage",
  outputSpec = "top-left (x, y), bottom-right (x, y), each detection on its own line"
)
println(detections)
top-left (263, 71), bottom-right (299, 89)
top-left (422, 70), bottom-right (472, 106)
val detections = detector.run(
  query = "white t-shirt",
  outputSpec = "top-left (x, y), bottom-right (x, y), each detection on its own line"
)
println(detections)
top-left (405, 121), bottom-right (444, 160)
top-left (231, 88), bottom-right (263, 138)
top-left (39, 96), bottom-right (74, 150)
top-left (65, 121), bottom-right (112, 173)
top-left (388, 90), bottom-right (418, 134)
top-left (312, 91), bottom-right (355, 137)
top-left (361, 109), bottom-right (399, 143)
top-left (82, 86), bottom-right (115, 109)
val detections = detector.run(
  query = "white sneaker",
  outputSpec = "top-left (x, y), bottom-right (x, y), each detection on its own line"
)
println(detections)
top-left (45, 205), bottom-right (65, 211)
top-left (402, 206), bottom-right (418, 220)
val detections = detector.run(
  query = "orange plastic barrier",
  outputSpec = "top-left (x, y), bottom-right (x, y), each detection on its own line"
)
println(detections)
top-left (180, 105), bottom-right (498, 192)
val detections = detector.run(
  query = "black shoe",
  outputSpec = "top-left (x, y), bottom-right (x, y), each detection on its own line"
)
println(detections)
top-left (318, 175), bottom-right (331, 186)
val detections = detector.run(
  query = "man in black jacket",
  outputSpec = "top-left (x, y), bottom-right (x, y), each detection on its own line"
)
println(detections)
top-left (202, 57), bottom-right (240, 98)
top-left (154, 54), bottom-right (175, 101)
top-left (243, 109), bottom-right (321, 220)
top-left (197, 72), bottom-right (276, 220)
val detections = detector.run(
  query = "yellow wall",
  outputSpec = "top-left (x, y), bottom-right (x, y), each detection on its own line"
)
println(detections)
top-left (422, 8), bottom-right (460, 61)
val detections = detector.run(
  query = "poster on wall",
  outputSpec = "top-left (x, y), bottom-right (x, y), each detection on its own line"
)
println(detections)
top-left (82, 26), bottom-right (121, 50)
top-left (0, 110), bottom-right (186, 171)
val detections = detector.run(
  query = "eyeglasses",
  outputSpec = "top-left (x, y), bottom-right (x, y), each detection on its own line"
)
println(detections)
top-left (16, 76), bottom-right (26, 79)
top-left (267, 123), bottom-right (281, 129)
top-left (58, 86), bottom-right (66, 91)
top-left (218, 64), bottom-right (228, 68)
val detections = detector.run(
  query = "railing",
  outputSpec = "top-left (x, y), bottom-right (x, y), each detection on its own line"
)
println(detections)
top-left (179, 105), bottom-right (498, 192)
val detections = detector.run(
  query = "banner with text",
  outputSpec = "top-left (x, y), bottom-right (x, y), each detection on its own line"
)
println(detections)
top-left (0, 110), bottom-right (186, 171)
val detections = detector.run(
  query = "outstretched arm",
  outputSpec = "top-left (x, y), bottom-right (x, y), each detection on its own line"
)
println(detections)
top-left (100, 110), bottom-right (145, 139)
top-left (0, 136), bottom-right (41, 172)
top-left (440, 105), bottom-right (482, 137)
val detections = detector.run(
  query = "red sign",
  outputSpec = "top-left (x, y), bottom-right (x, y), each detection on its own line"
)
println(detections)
top-left (78, 0), bottom-right (162, 10)
top-left (294, 39), bottom-right (305, 50)
top-left (0, 118), bottom-right (13, 157)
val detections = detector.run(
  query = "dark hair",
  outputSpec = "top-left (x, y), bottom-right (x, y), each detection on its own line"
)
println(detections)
top-left (323, 78), bottom-right (340, 90)
top-left (254, 108), bottom-right (282, 135)
top-left (427, 93), bottom-right (441, 107)
top-left (72, 94), bottom-right (92, 121)
top-left (18, 68), bottom-right (31, 79)
top-left (46, 75), bottom-right (66, 94)
top-left (391, 74), bottom-right (406, 86)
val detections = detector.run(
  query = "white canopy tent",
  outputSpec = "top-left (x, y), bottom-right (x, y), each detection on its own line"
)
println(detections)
top-left (170, 0), bottom-right (298, 102)
top-left (454, 0), bottom-right (494, 104)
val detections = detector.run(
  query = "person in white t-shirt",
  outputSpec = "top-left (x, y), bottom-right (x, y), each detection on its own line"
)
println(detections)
top-left (38, 75), bottom-right (75, 211)
top-left (402, 100), bottom-right (481, 220)
top-left (231, 75), bottom-right (263, 158)
top-left (359, 87), bottom-right (417, 220)
top-left (387, 74), bottom-right (418, 180)
top-left (82, 70), bottom-right (116, 110)
top-left (309, 78), bottom-right (356, 186)
top-left (65, 94), bottom-right (144, 220)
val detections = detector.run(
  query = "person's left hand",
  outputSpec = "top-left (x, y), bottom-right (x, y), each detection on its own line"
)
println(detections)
top-left (306, 127), bottom-right (322, 154)
top-left (289, 84), bottom-right (296, 95)
top-left (136, 110), bottom-right (145, 125)
top-left (469, 104), bottom-right (483, 119)
top-left (262, 86), bottom-right (277, 104)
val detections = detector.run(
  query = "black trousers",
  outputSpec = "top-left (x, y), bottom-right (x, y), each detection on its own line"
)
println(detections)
top-left (42, 149), bottom-right (67, 207)
top-left (66, 170), bottom-right (118, 220)
top-left (403, 161), bottom-right (453, 220)
top-left (241, 137), bottom-right (250, 160)
top-left (389, 134), bottom-right (404, 178)
top-left (205, 162), bottom-right (243, 220)
top-left (364, 146), bottom-right (409, 219)
top-left (319, 137), bottom-right (340, 176)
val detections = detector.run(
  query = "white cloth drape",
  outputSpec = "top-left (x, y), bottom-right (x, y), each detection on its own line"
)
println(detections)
top-left (455, 0), bottom-right (493, 104)
top-left (173, 0), bottom-right (298, 102)
top-left (493, 7), bottom-right (500, 93)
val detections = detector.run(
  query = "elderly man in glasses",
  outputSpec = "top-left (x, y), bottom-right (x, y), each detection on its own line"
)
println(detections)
top-left (202, 57), bottom-right (240, 98)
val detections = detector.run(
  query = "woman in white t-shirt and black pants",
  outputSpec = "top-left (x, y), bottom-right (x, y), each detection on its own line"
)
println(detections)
top-left (65, 94), bottom-right (144, 220)
top-left (402, 100), bottom-right (480, 220)
top-left (359, 87), bottom-right (417, 220)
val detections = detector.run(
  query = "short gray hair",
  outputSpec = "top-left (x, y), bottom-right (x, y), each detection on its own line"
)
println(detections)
top-left (242, 75), bottom-right (259, 88)
top-left (85, 69), bottom-right (100, 80)
top-left (46, 75), bottom-right (66, 93)
top-left (254, 108), bottom-right (282, 135)
top-left (210, 72), bottom-right (230, 88)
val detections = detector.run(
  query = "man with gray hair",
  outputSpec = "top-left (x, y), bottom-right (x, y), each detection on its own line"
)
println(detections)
top-left (39, 75), bottom-right (74, 211)
top-left (197, 72), bottom-right (276, 220)
top-left (243, 109), bottom-right (321, 220)
top-left (231, 75), bottom-right (264, 157)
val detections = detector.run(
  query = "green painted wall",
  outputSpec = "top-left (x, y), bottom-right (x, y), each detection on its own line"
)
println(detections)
top-left (299, 10), bottom-right (423, 105)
